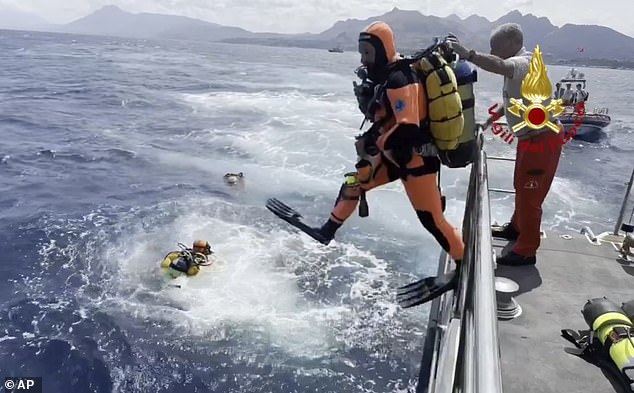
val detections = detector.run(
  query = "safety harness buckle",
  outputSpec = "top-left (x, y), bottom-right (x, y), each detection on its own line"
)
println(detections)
top-left (414, 143), bottom-right (438, 157)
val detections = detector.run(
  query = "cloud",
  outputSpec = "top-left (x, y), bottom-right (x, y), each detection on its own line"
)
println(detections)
top-left (504, 0), bottom-right (534, 7)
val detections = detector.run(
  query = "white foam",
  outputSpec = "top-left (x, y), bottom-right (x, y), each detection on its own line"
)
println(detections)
top-left (169, 89), bottom-right (369, 197)
top-left (91, 196), bottom-right (416, 358)
top-left (180, 90), bottom-right (358, 171)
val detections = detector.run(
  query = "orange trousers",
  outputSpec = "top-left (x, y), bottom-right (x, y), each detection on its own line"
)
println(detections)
top-left (328, 153), bottom-right (464, 261)
top-left (511, 131), bottom-right (563, 256)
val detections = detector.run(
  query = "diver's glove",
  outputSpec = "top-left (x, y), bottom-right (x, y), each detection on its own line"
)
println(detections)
top-left (396, 270), bottom-right (459, 308)
top-left (445, 37), bottom-right (470, 60)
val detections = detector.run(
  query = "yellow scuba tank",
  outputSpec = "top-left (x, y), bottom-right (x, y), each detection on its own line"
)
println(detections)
top-left (411, 51), bottom-right (478, 168)
top-left (582, 297), bottom-right (634, 386)
top-left (450, 59), bottom-right (478, 167)
top-left (413, 51), bottom-right (463, 151)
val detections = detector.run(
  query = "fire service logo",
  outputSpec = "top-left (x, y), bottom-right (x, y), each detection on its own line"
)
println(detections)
top-left (507, 45), bottom-right (564, 135)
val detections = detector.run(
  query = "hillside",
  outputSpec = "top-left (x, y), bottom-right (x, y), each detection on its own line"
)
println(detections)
top-left (34, 5), bottom-right (634, 65)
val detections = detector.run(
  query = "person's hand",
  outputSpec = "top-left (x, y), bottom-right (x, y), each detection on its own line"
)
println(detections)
top-left (445, 37), bottom-right (470, 59)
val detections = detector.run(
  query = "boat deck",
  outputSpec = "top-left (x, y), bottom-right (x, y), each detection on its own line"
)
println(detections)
top-left (494, 231), bottom-right (634, 393)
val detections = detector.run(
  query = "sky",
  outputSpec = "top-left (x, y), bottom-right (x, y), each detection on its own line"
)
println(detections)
top-left (1, 0), bottom-right (632, 37)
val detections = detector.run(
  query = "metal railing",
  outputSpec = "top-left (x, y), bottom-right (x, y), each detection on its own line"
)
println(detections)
top-left (486, 156), bottom-right (515, 194)
top-left (417, 136), bottom-right (632, 392)
top-left (417, 133), bottom-right (503, 393)
top-left (613, 168), bottom-right (634, 235)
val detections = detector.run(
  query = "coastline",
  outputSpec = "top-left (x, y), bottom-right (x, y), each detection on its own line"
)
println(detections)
top-left (3, 27), bottom-right (633, 71)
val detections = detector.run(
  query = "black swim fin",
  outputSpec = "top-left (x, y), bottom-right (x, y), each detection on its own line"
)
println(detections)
top-left (396, 270), bottom-right (459, 308)
top-left (265, 198), bottom-right (331, 245)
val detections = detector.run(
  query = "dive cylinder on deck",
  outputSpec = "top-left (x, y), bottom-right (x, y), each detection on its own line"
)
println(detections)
top-left (582, 297), bottom-right (634, 386)
top-left (438, 59), bottom-right (477, 168)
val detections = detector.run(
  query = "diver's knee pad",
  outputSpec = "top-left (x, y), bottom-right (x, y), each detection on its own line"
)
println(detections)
top-left (416, 210), bottom-right (450, 252)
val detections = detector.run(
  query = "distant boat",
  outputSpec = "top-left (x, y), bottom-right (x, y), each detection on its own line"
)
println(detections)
top-left (555, 68), bottom-right (610, 142)
top-left (328, 46), bottom-right (343, 53)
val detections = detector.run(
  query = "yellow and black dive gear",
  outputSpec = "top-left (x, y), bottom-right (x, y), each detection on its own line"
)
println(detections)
top-left (448, 59), bottom-right (478, 167)
top-left (343, 172), bottom-right (369, 217)
top-left (352, 37), bottom-right (478, 168)
top-left (353, 66), bottom-right (385, 122)
top-left (409, 37), bottom-right (478, 168)
top-left (562, 297), bottom-right (634, 391)
top-left (160, 242), bottom-right (214, 279)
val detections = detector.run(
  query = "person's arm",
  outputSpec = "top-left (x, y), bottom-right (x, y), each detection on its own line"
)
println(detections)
top-left (469, 52), bottom-right (515, 78)
top-left (187, 265), bottom-right (200, 276)
top-left (375, 70), bottom-right (427, 167)
top-left (447, 40), bottom-right (515, 78)
top-left (160, 251), bottom-right (179, 268)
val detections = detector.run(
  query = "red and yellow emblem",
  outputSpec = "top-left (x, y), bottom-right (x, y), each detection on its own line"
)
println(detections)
top-left (507, 45), bottom-right (564, 133)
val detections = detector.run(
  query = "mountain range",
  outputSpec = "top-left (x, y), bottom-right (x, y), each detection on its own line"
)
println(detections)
top-left (0, 9), bottom-right (55, 31)
top-left (4, 5), bottom-right (634, 64)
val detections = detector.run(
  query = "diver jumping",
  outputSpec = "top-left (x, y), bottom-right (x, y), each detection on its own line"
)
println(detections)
top-left (267, 21), bottom-right (466, 307)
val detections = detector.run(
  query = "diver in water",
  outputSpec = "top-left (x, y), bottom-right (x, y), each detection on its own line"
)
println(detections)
top-left (224, 172), bottom-right (244, 186)
top-left (267, 21), bottom-right (465, 307)
top-left (160, 239), bottom-right (214, 278)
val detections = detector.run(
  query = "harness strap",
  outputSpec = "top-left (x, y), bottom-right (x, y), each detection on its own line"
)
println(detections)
top-left (170, 257), bottom-right (190, 273)
top-left (603, 326), bottom-right (632, 353)
top-left (562, 328), bottom-right (590, 349)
